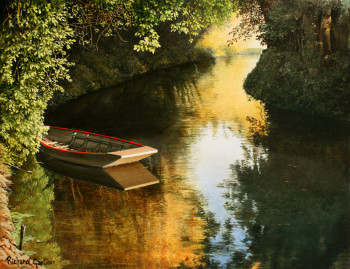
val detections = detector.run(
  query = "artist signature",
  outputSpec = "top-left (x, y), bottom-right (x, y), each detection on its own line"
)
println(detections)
top-left (5, 256), bottom-right (55, 268)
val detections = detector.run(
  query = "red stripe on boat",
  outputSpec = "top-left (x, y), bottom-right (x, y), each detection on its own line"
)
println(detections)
top-left (50, 126), bottom-right (144, 146)
top-left (40, 126), bottom-right (145, 155)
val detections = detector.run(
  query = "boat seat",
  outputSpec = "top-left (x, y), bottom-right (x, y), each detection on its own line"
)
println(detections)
top-left (68, 134), bottom-right (127, 153)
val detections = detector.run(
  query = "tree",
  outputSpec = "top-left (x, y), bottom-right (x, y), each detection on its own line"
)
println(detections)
top-left (69, 0), bottom-right (234, 52)
top-left (229, 0), bottom-right (273, 45)
top-left (233, 0), bottom-right (350, 119)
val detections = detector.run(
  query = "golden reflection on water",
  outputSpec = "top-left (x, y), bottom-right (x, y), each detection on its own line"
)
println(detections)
top-left (52, 55), bottom-right (266, 268)
top-left (194, 56), bottom-right (266, 131)
top-left (54, 177), bottom-right (206, 268)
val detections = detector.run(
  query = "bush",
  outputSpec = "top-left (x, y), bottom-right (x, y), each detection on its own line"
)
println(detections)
top-left (245, 49), bottom-right (350, 118)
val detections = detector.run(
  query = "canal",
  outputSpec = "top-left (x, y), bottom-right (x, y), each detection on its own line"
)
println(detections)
top-left (9, 54), bottom-right (350, 268)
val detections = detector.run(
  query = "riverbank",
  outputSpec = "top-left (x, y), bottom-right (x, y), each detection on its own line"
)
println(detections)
top-left (243, 0), bottom-right (350, 120)
top-left (0, 165), bottom-right (44, 269)
top-left (244, 49), bottom-right (350, 121)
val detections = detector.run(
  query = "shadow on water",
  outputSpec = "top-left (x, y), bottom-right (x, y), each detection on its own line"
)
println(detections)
top-left (45, 61), bottom-right (215, 138)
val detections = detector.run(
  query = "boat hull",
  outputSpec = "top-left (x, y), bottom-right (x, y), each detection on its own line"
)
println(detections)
top-left (40, 145), bottom-right (120, 168)
top-left (40, 126), bottom-right (157, 168)
top-left (37, 151), bottom-right (159, 190)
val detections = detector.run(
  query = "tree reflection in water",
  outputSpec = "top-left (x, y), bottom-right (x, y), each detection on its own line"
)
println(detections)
top-left (219, 113), bottom-right (350, 269)
top-left (45, 60), bottom-right (215, 139)
top-left (9, 156), bottom-right (65, 268)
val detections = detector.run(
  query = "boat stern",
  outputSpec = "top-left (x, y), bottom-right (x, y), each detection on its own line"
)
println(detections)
top-left (104, 146), bottom-right (158, 167)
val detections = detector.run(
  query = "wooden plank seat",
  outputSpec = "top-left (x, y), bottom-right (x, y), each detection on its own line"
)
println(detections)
top-left (42, 139), bottom-right (70, 150)
top-left (68, 134), bottom-right (135, 153)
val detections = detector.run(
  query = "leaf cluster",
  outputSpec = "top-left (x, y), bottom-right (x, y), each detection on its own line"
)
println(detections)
top-left (69, 0), bottom-right (235, 53)
top-left (0, 0), bottom-right (74, 164)
top-left (228, 0), bottom-right (265, 45)
top-left (258, 0), bottom-right (342, 49)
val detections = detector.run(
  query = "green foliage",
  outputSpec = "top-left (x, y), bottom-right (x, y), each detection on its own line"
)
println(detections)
top-left (257, 0), bottom-right (340, 49)
top-left (244, 49), bottom-right (350, 118)
top-left (0, 0), bottom-right (74, 164)
top-left (258, 14), bottom-right (301, 49)
top-left (70, 0), bottom-right (234, 53)
top-left (242, 0), bottom-right (350, 119)
top-left (9, 157), bottom-right (64, 267)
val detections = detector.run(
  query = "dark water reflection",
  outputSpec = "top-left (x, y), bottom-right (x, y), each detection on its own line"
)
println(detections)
top-left (45, 60), bottom-right (215, 138)
top-left (220, 112), bottom-right (350, 269)
top-left (10, 55), bottom-right (350, 268)
top-left (9, 157), bottom-right (65, 268)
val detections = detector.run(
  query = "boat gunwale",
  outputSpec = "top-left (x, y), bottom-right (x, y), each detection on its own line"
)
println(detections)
top-left (40, 126), bottom-right (145, 155)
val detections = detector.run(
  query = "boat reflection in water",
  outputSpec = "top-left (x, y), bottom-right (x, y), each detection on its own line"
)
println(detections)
top-left (37, 151), bottom-right (159, 191)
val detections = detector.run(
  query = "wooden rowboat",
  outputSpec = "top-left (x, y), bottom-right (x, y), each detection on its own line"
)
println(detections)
top-left (40, 126), bottom-right (157, 168)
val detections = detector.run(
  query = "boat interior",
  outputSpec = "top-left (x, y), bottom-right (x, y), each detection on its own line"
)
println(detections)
top-left (44, 128), bottom-right (139, 153)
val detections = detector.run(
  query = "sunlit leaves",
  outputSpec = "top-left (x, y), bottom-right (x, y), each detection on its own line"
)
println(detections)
top-left (0, 1), bottom-right (74, 164)
top-left (71, 0), bottom-right (234, 53)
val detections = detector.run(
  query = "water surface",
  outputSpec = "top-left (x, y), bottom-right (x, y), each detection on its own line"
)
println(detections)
top-left (10, 55), bottom-right (350, 268)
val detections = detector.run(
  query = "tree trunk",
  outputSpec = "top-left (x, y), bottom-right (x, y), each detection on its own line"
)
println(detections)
top-left (258, 0), bottom-right (275, 22)
top-left (319, 8), bottom-right (332, 55)
top-left (331, 8), bottom-right (350, 52)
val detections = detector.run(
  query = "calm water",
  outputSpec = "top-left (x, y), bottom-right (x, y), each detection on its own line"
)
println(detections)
top-left (9, 55), bottom-right (350, 269)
